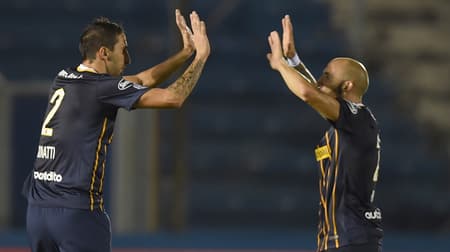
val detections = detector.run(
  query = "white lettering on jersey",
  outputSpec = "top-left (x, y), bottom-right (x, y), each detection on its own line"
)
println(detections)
top-left (34, 171), bottom-right (63, 182)
top-left (364, 208), bottom-right (382, 220)
top-left (118, 78), bottom-right (147, 90)
top-left (36, 145), bottom-right (56, 160)
top-left (58, 70), bottom-right (82, 79)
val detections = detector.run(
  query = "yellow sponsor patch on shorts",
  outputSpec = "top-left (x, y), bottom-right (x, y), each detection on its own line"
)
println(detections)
top-left (315, 145), bottom-right (331, 161)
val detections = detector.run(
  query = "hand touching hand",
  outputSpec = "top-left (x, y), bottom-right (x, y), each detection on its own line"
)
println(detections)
top-left (189, 11), bottom-right (210, 60)
top-left (175, 9), bottom-right (195, 56)
top-left (282, 15), bottom-right (297, 58)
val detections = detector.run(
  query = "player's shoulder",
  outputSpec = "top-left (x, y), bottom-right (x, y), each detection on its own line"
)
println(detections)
top-left (54, 67), bottom-right (120, 84)
top-left (337, 98), bottom-right (378, 128)
top-left (341, 99), bottom-right (376, 119)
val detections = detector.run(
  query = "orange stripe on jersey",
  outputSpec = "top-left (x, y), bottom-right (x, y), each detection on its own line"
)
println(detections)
top-left (317, 142), bottom-right (326, 251)
top-left (98, 143), bottom-right (108, 210)
top-left (99, 143), bottom-right (108, 193)
top-left (90, 118), bottom-right (108, 210)
top-left (319, 159), bottom-right (330, 249)
top-left (331, 129), bottom-right (340, 248)
top-left (98, 133), bottom-right (112, 211)
top-left (323, 132), bottom-right (333, 250)
top-left (325, 132), bottom-right (331, 193)
top-left (325, 132), bottom-right (331, 158)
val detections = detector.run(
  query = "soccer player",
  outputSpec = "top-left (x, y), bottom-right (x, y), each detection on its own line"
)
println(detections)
top-left (22, 10), bottom-right (210, 252)
top-left (266, 15), bottom-right (383, 252)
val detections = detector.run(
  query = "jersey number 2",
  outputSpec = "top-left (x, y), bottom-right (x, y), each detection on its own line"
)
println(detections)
top-left (41, 88), bottom-right (65, 136)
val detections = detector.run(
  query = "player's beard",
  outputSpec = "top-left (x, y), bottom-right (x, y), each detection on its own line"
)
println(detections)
top-left (333, 81), bottom-right (346, 98)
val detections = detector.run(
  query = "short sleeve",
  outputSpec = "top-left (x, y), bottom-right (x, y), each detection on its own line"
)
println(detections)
top-left (96, 77), bottom-right (149, 110)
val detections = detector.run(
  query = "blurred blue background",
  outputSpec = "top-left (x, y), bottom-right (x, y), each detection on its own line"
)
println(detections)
top-left (0, 0), bottom-right (449, 251)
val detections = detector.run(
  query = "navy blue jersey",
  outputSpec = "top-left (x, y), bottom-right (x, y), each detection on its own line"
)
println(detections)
top-left (315, 98), bottom-right (383, 251)
top-left (23, 66), bottom-right (149, 210)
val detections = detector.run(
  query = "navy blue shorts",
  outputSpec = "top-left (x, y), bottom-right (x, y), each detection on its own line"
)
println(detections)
top-left (324, 241), bottom-right (382, 252)
top-left (26, 205), bottom-right (111, 252)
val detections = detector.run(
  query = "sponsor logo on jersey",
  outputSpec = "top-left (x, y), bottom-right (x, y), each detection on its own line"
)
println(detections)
top-left (58, 70), bottom-right (82, 79)
top-left (118, 78), bottom-right (133, 90)
top-left (118, 78), bottom-right (147, 90)
top-left (364, 208), bottom-right (382, 220)
top-left (315, 145), bottom-right (331, 161)
top-left (34, 171), bottom-right (63, 182)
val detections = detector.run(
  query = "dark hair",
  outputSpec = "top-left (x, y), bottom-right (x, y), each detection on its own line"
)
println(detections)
top-left (79, 17), bottom-right (124, 60)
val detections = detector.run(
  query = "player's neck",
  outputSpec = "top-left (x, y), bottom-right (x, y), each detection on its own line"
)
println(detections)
top-left (343, 93), bottom-right (362, 104)
top-left (80, 60), bottom-right (106, 74)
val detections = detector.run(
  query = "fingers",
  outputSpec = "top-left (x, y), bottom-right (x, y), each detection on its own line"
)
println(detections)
top-left (189, 11), bottom-right (208, 37)
top-left (175, 9), bottom-right (184, 29)
top-left (200, 20), bottom-right (206, 35)
top-left (270, 31), bottom-right (281, 48)
top-left (190, 11), bottom-right (201, 34)
top-left (187, 10), bottom-right (210, 58)
top-left (282, 15), bottom-right (293, 39)
top-left (281, 14), bottom-right (297, 58)
top-left (176, 9), bottom-right (192, 36)
top-left (282, 15), bottom-right (288, 32)
top-left (283, 15), bottom-right (293, 32)
top-left (282, 14), bottom-right (294, 38)
top-left (268, 31), bottom-right (282, 58)
top-left (268, 33), bottom-right (276, 50)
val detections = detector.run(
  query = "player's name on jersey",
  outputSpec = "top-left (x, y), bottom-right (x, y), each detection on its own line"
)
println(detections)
top-left (58, 70), bottom-right (82, 79)
top-left (36, 145), bottom-right (56, 160)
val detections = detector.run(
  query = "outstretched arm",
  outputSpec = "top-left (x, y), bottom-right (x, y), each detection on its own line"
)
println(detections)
top-left (135, 11), bottom-right (210, 109)
top-left (267, 31), bottom-right (339, 121)
top-left (125, 9), bottom-right (195, 87)
top-left (281, 15), bottom-right (317, 84)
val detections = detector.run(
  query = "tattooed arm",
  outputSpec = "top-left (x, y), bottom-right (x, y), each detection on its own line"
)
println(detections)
top-left (134, 11), bottom-right (210, 109)
top-left (134, 58), bottom-right (206, 108)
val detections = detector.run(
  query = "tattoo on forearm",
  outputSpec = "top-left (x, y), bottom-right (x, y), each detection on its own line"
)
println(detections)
top-left (168, 59), bottom-right (205, 98)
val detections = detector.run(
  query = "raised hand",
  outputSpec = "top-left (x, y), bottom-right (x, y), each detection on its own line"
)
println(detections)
top-left (189, 11), bottom-right (210, 60)
top-left (175, 9), bottom-right (195, 56)
top-left (282, 15), bottom-right (297, 58)
top-left (266, 31), bottom-right (285, 71)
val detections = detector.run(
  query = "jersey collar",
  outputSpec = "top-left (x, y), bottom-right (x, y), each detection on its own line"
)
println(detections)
top-left (77, 64), bottom-right (98, 73)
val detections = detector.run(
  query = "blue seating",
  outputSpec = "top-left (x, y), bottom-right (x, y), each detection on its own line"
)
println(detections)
top-left (2, 0), bottom-right (447, 232)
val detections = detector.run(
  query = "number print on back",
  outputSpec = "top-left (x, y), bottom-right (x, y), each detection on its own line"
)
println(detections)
top-left (41, 88), bottom-right (65, 136)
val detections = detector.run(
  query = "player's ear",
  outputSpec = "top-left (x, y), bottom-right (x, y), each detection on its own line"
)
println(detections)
top-left (342, 81), bottom-right (353, 92)
top-left (98, 47), bottom-right (109, 60)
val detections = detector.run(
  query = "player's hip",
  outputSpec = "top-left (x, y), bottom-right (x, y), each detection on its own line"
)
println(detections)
top-left (26, 205), bottom-right (111, 252)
